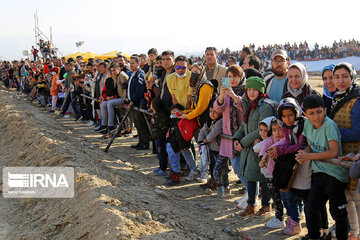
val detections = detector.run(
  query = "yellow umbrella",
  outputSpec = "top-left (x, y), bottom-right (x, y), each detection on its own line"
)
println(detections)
top-left (64, 52), bottom-right (83, 60)
top-left (95, 51), bottom-right (131, 60)
top-left (81, 52), bottom-right (99, 62)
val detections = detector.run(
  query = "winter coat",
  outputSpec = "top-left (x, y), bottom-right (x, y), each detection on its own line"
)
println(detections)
top-left (233, 97), bottom-right (275, 182)
top-left (213, 95), bottom-right (243, 158)
top-left (198, 118), bottom-right (223, 152)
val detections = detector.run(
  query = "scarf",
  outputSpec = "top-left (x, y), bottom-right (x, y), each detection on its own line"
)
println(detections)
top-left (287, 62), bottom-right (308, 98)
top-left (243, 93), bottom-right (264, 124)
top-left (230, 84), bottom-right (244, 135)
top-left (283, 116), bottom-right (305, 144)
top-left (189, 77), bottom-right (207, 105)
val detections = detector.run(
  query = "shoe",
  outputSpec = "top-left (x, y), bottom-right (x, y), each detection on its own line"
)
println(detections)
top-left (255, 205), bottom-right (271, 216)
top-left (238, 205), bottom-right (255, 217)
top-left (204, 188), bottom-right (214, 195)
top-left (86, 121), bottom-right (94, 127)
top-left (133, 134), bottom-right (138, 138)
top-left (217, 187), bottom-right (224, 198)
top-left (283, 217), bottom-right (301, 235)
top-left (348, 232), bottom-right (359, 240)
top-left (74, 115), bottom-right (82, 121)
top-left (167, 172), bottom-right (180, 186)
top-left (200, 178), bottom-right (217, 190)
top-left (131, 143), bottom-right (140, 148)
top-left (94, 125), bottom-right (106, 131)
top-left (236, 180), bottom-right (242, 184)
top-left (235, 191), bottom-right (248, 204)
top-left (100, 126), bottom-right (115, 135)
top-left (153, 167), bottom-right (161, 173)
top-left (136, 144), bottom-right (149, 150)
top-left (63, 115), bottom-right (71, 119)
top-left (321, 231), bottom-right (331, 240)
top-left (199, 172), bottom-right (208, 183)
top-left (266, 216), bottom-right (285, 229)
top-left (185, 170), bottom-right (200, 181)
top-left (156, 170), bottom-right (167, 176)
top-left (49, 110), bottom-right (55, 113)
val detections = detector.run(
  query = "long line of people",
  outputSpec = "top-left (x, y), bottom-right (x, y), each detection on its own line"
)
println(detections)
top-left (1, 47), bottom-right (360, 240)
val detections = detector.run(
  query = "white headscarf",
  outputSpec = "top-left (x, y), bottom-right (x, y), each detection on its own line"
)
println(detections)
top-left (287, 62), bottom-right (308, 98)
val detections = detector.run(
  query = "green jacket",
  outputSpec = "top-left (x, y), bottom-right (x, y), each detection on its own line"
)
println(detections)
top-left (233, 98), bottom-right (274, 182)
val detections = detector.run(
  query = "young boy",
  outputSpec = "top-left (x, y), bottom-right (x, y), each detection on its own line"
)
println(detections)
top-left (198, 101), bottom-right (223, 188)
top-left (296, 94), bottom-right (349, 240)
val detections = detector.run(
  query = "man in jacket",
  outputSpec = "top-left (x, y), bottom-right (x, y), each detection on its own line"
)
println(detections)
top-left (204, 47), bottom-right (227, 88)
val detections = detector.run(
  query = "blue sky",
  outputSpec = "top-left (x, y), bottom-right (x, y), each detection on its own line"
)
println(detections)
top-left (1, 0), bottom-right (359, 60)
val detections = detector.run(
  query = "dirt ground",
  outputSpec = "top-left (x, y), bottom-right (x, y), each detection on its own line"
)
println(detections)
top-left (0, 78), bottom-right (332, 240)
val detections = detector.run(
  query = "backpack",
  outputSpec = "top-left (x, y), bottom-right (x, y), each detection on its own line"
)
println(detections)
top-left (259, 98), bottom-right (278, 116)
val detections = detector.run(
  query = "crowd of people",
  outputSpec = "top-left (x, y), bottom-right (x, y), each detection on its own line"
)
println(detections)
top-left (1, 45), bottom-right (360, 240)
top-left (212, 39), bottom-right (360, 71)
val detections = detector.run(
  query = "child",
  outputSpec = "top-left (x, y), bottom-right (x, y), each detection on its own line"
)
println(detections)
top-left (233, 76), bottom-right (274, 217)
top-left (150, 98), bottom-right (170, 176)
top-left (296, 94), bottom-right (349, 240)
top-left (36, 72), bottom-right (47, 107)
top-left (267, 97), bottom-right (305, 235)
top-left (257, 118), bottom-right (286, 226)
top-left (197, 101), bottom-right (223, 192)
top-left (49, 67), bottom-right (60, 113)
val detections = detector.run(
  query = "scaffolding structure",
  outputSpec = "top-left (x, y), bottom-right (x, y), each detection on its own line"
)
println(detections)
top-left (34, 10), bottom-right (63, 57)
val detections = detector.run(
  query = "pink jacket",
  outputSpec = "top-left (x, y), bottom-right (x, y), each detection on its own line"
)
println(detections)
top-left (259, 136), bottom-right (283, 176)
top-left (213, 95), bottom-right (242, 158)
top-left (274, 127), bottom-right (304, 156)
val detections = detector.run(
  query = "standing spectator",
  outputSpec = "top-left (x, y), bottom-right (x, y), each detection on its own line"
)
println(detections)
top-left (242, 55), bottom-right (262, 71)
top-left (322, 64), bottom-right (336, 116)
top-left (239, 47), bottom-right (251, 66)
top-left (204, 47), bottom-right (227, 87)
top-left (265, 49), bottom-right (290, 103)
top-left (31, 46), bottom-right (39, 61)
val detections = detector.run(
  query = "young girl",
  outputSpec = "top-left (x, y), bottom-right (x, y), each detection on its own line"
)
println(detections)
top-left (258, 118), bottom-right (285, 227)
top-left (36, 72), bottom-right (47, 107)
top-left (150, 98), bottom-right (170, 176)
top-left (267, 97), bottom-right (306, 235)
top-left (49, 67), bottom-right (60, 113)
top-left (233, 76), bottom-right (274, 217)
top-left (198, 101), bottom-right (223, 190)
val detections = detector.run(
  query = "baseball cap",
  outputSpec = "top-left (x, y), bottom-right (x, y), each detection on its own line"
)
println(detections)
top-left (271, 49), bottom-right (288, 60)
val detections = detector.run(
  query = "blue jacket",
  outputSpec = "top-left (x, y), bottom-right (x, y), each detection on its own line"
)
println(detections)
top-left (128, 68), bottom-right (146, 107)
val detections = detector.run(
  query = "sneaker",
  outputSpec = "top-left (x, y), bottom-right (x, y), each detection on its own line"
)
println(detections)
top-left (255, 205), bottom-right (271, 216)
top-left (348, 232), bottom-right (359, 240)
top-left (238, 205), bottom-right (255, 217)
top-left (49, 110), bottom-right (55, 113)
top-left (235, 191), bottom-right (248, 204)
top-left (199, 172), bottom-right (208, 183)
top-left (94, 125), bottom-right (106, 131)
top-left (283, 217), bottom-right (301, 235)
top-left (156, 170), bottom-right (167, 176)
top-left (224, 186), bottom-right (232, 196)
top-left (185, 170), bottom-right (200, 181)
top-left (153, 167), bottom-right (161, 173)
top-left (217, 187), bottom-right (224, 198)
top-left (86, 121), bottom-right (94, 127)
top-left (266, 216), bottom-right (285, 229)
top-left (204, 188), bottom-right (214, 195)
top-left (74, 115), bottom-right (82, 121)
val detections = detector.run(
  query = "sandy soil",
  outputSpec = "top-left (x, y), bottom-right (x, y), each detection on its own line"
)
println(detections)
top-left (0, 78), bottom-right (332, 240)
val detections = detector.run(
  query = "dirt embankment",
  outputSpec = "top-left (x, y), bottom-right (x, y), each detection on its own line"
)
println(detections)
top-left (0, 86), bottom-right (317, 240)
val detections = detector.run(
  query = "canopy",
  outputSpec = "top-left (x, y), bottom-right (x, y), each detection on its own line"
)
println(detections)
top-left (95, 51), bottom-right (130, 60)
top-left (80, 52), bottom-right (99, 61)
top-left (64, 52), bottom-right (83, 60)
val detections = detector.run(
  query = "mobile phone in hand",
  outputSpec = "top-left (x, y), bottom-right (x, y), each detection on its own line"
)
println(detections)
top-left (222, 77), bottom-right (230, 87)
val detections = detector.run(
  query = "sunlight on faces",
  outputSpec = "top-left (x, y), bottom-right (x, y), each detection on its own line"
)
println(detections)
top-left (209, 107), bottom-right (221, 121)
top-left (259, 124), bottom-right (268, 140)
top-left (246, 88), bottom-right (260, 101)
top-left (304, 107), bottom-right (326, 129)
top-left (161, 54), bottom-right (174, 69)
top-left (130, 58), bottom-right (139, 71)
top-left (334, 68), bottom-right (352, 92)
top-left (323, 70), bottom-right (336, 93)
top-left (271, 56), bottom-right (289, 77)
top-left (288, 67), bottom-right (303, 90)
top-left (191, 65), bottom-right (201, 74)
top-left (241, 57), bottom-right (250, 70)
top-left (148, 53), bottom-right (157, 62)
top-left (227, 71), bottom-right (241, 87)
top-left (98, 64), bottom-right (107, 74)
top-left (281, 108), bottom-right (296, 127)
top-left (205, 49), bottom-right (217, 66)
top-left (271, 122), bottom-right (283, 140)
top-left (175, 60), bottom-right (188, 75)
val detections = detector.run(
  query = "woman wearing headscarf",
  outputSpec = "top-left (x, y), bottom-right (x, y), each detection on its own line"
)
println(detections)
top-left (330, 62), bottom-right (360, 240)
top-left (282, 62), bottom-right (319, 105)
top-left (322, 64), bottom-right (336, 116)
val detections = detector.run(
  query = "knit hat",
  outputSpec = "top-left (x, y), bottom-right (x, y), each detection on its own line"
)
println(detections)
top-left (245, 76), bottom-right (266, 94)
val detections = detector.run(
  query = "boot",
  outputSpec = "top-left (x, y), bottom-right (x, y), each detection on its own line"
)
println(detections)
top-left (238, 205), bottom-right (255, 217)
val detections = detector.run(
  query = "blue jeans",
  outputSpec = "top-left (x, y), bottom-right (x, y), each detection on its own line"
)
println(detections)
top-left (280, 191), bottom-right (300, 222)
top-left (166, 143), bottom-right (198, 173)
top-left (248, 181), bottom-right (270, 206)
